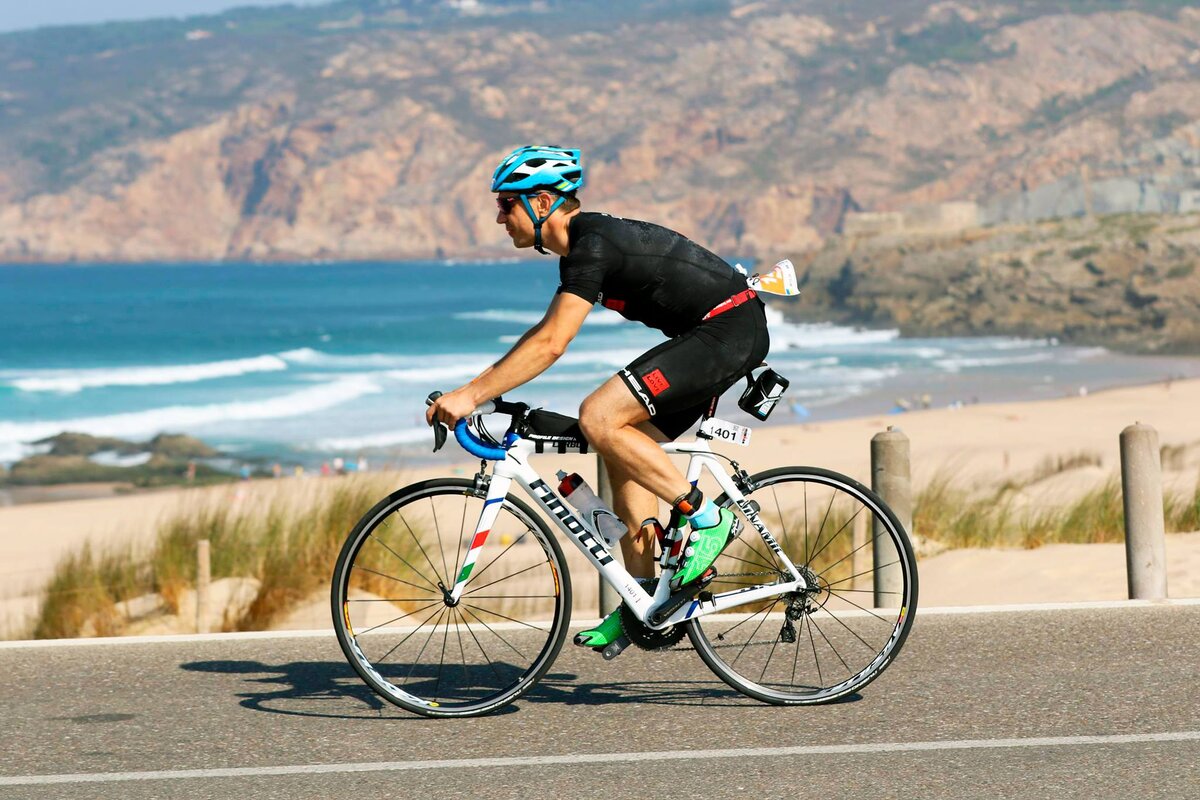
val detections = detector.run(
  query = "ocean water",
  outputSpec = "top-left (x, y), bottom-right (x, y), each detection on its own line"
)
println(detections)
top-left (1, 261), bottom-right (1196, 466)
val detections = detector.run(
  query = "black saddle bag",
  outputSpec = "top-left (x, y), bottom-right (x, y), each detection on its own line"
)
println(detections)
top-left (737, 366), bottom-right (789, 421)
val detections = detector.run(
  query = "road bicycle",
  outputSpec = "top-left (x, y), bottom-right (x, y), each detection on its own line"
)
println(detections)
top-left (331, 393), bottom-right (918, 718)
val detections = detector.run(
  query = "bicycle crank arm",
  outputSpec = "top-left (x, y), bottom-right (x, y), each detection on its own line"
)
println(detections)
top-left (646, 567), bottom-right (716, 628)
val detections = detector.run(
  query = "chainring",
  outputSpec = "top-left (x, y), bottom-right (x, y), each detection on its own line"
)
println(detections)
top-left (619, 604), bottom-right (687, 650)
top-left (618, 577), bottom-right (688, 650)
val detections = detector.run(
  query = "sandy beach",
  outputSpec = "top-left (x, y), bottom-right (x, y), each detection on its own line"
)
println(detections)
top-left (2, 377), bottom-right (1198, 638)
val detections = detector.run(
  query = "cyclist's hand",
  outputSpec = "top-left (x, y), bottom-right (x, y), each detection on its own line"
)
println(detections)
top-left (425, 387), bottom-right (477, 427)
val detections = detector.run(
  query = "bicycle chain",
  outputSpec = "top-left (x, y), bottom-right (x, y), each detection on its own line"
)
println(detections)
top-left (618, 571), bottom-right (785, 650)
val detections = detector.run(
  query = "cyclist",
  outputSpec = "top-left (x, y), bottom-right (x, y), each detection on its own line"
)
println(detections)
top-left (426, 145), bottom-right (769, 651)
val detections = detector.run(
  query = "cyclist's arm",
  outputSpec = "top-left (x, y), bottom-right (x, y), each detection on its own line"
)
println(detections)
top-left (427, 293), bottom-right (592, 425)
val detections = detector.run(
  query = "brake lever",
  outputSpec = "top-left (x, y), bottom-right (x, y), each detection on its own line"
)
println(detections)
top-left (426, 391), bottom-right (449, 453)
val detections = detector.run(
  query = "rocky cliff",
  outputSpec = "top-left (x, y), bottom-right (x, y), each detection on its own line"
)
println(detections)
top-left (1, 0), bottom-right (1200, 262)
top-left (788, 212), bottom-right (1200, 354)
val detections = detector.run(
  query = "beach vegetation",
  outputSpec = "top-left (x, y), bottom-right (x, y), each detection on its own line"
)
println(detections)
top-left (25, 474), bottom-right (406, 639)
top-left (915, 465), bottom-right (1200, 552)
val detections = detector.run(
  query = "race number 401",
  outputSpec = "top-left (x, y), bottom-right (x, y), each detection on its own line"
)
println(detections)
top-left (700, 417), bottom-right (752, 446)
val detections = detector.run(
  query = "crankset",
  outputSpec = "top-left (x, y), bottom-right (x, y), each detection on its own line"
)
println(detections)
top-left (619, 580), bottom-right (687, 651)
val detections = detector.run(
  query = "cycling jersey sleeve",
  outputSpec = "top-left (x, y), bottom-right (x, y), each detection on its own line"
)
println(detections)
top-left (557, 230), bottom-right (618, 305)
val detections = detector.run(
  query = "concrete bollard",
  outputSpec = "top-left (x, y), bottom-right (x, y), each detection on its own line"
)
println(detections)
top-left (1119, 423), bottom-right (1168, 600)
top-left (596, 455), bottom-right (622, 617)
top-left (196, 539), bottom-right (211, 633)
top-left (871, 427), bottom-right (910, 608)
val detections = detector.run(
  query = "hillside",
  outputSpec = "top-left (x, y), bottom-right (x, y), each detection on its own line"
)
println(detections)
top-left (788, 212), bottom-right (1200, 353)
top-left (1, 0), bottom-right (1199, 261)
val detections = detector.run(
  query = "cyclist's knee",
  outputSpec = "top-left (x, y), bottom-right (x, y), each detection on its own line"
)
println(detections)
top-left (578, 396), bottom-right (613, 447)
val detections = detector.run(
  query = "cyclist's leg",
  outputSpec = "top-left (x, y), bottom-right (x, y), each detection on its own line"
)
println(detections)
top-left (579, 377), bottom-right (691, 502)
top-left (574, 453), bottom-right (660, 649)
top-left (574, 392), bottom-right (682, 649)
top-left (607, 422), bottom-right (671, 580)
top-left (580, 378), bottom-right (738, 592)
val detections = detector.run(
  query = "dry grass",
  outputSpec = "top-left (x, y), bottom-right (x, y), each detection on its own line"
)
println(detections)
top-left (915, 466), bottom-right (1200, 551)
top-left (28, 475), bottom-right (402, 638)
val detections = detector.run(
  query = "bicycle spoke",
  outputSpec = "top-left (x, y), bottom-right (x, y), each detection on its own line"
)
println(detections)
top-left (460, 605), bottom-right (530, 661)
top-left (352, 565), bottom-right (441, 595)
top-left (807, 613), bottom-right (853, 674)
top-left (730, 600), bottom-right (779, 667)
top-left (366, 532), bottom-right (442, 592)
top-left (456, 606), bottom-right (506, 685)
top-left (806, 501), bottom-right (854, 568)
top-left (452, 494), bottom-right (471, 595)
top-left (817, 600), bottom-right (888, 653)
top-left (430, 496), bottom-right (452, 587)
top-left (825, 559), bottom-right (903, 591)
top-left (823, 586), bottom-right (902, 625)
top-left (461, 560), bottom-right (546, 596)
top-left (349, 597), bottom-right (440, 603)
top-left (806, 506), bottom-right (861, 569)
top-left (396, 510), bottom-right (448, 587)
top-left (405, 606), bottom-right (449, 683)
top-left (367, 603), bottom-right (445, 663)
top-left (772, 484), bottom-right (793, 559)
top-left (719, 550), bottom-right (781, 575)
top-left (818, 522), bottom-right (875, 577)
top-left (356, 600), bottom-right (443, 637)
top-left (458, 528), bottom-right (533, 587)
top-left (758, 623), bottom-right (782, 683)
top-left (803, 612), bottom-right (824, 686)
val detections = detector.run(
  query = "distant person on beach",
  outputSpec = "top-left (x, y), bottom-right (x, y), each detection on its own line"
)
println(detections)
top-left (426, 145), bottom-right (770, 652)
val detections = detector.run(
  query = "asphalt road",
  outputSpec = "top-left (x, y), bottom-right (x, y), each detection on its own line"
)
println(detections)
top-left (1, 603), bottom-right (1198, 799)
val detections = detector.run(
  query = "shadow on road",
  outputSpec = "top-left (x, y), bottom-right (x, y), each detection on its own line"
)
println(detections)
top-left (180, 657), bottom-right (787, 718)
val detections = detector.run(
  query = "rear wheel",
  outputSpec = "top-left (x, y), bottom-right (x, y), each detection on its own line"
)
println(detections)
top-left (331, 478), bottom-right (571, 717)
top-left (689, 466), bottom-right (917, 704)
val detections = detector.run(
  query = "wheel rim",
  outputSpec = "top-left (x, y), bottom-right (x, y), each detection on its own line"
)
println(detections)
top-left (692, 469), bottom-right (917, 703)
top-left (334, 485), bottom-right (568, 714)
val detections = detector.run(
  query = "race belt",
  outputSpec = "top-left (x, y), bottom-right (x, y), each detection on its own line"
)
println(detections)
top-left (701, 289), bottom-right (758, 321)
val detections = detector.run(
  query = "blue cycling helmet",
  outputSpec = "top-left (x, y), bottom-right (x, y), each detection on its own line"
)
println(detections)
top-left (491, 145), bottom-right (584, 254)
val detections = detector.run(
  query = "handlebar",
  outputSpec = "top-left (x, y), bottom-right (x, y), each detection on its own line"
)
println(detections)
top-left (427, 392), bottom-right (525, 461)
top-left (454, 420), bottom-right (511, 460)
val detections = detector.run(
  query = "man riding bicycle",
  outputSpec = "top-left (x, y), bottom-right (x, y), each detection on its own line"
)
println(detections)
top-left (426, 145), bottom-right (770, 651)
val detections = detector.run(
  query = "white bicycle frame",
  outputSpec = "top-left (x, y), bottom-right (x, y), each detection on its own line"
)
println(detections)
top-left (447, 434), bottom-right (808, 629)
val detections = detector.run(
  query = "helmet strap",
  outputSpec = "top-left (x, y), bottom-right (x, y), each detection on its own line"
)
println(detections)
top-left (520, 193), bottom-right (567, 255)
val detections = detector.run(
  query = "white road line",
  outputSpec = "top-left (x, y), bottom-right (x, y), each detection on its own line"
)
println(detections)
top-left (1, 598), bottom-right (1196, 649)
top-left (3, 732), bottom-right (1199, 786)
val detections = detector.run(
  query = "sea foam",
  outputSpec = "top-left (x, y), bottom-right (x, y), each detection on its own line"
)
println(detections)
top-left (6, 354), bottom-right (289, 393)
top-left (0, 375), bottom-right (382, 455)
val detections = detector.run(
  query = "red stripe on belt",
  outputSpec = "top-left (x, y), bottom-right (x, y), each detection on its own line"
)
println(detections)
top-left (702, 289), bottom-right (757, 321)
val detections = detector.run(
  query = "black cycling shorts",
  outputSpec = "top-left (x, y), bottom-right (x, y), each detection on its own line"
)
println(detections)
top-left (619, 298), bottom-right (770, 440)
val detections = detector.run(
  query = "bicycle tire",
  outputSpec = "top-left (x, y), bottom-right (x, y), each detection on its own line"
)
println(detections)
top-left (331, 478), bottom-right (572, 718)
top-left (688, 466), bottom-right (918, 705)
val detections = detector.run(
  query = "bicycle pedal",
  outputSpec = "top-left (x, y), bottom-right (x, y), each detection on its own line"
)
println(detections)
top-left (600, 635), bottom-right (631, 660)
top-left (648, 567), bottom-right (716, 627)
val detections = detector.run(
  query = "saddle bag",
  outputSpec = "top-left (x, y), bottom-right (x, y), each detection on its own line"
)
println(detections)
top-left (737, 366), bottom-right (789, 421)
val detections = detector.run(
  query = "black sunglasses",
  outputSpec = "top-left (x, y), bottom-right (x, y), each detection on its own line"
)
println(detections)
top-left (495, 195), bottom-right (524, 214)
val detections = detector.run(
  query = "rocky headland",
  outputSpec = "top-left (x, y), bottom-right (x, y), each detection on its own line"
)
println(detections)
top-left (786, 212), bottom-right (1200, 354)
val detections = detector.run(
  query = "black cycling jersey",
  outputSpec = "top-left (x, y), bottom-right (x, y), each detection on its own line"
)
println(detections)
top-left (558, 213), bottom-right (748, 337)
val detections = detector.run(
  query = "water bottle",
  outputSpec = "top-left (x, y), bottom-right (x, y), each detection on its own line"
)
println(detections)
top-left (556, 470), bottom-right (627, 547)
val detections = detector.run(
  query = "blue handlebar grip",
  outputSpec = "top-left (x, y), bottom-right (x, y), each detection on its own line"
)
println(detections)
top-left (454, 420), bottom-right (509, 460)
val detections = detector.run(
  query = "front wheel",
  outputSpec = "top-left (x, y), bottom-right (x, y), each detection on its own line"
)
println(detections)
top-left (331, 478), bottom-right (572, 717)
top-left (689, 466), bottom-right (918, 705)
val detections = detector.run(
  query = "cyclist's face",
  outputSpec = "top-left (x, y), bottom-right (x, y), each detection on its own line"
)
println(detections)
top-left (496, 192), bottom-right (551, 248)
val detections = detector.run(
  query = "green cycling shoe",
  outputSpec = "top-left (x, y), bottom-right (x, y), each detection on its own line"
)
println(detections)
top-left (573, 608), bottom-right (624, 648)
top-left (669, 506), bottom-right (741, 591)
